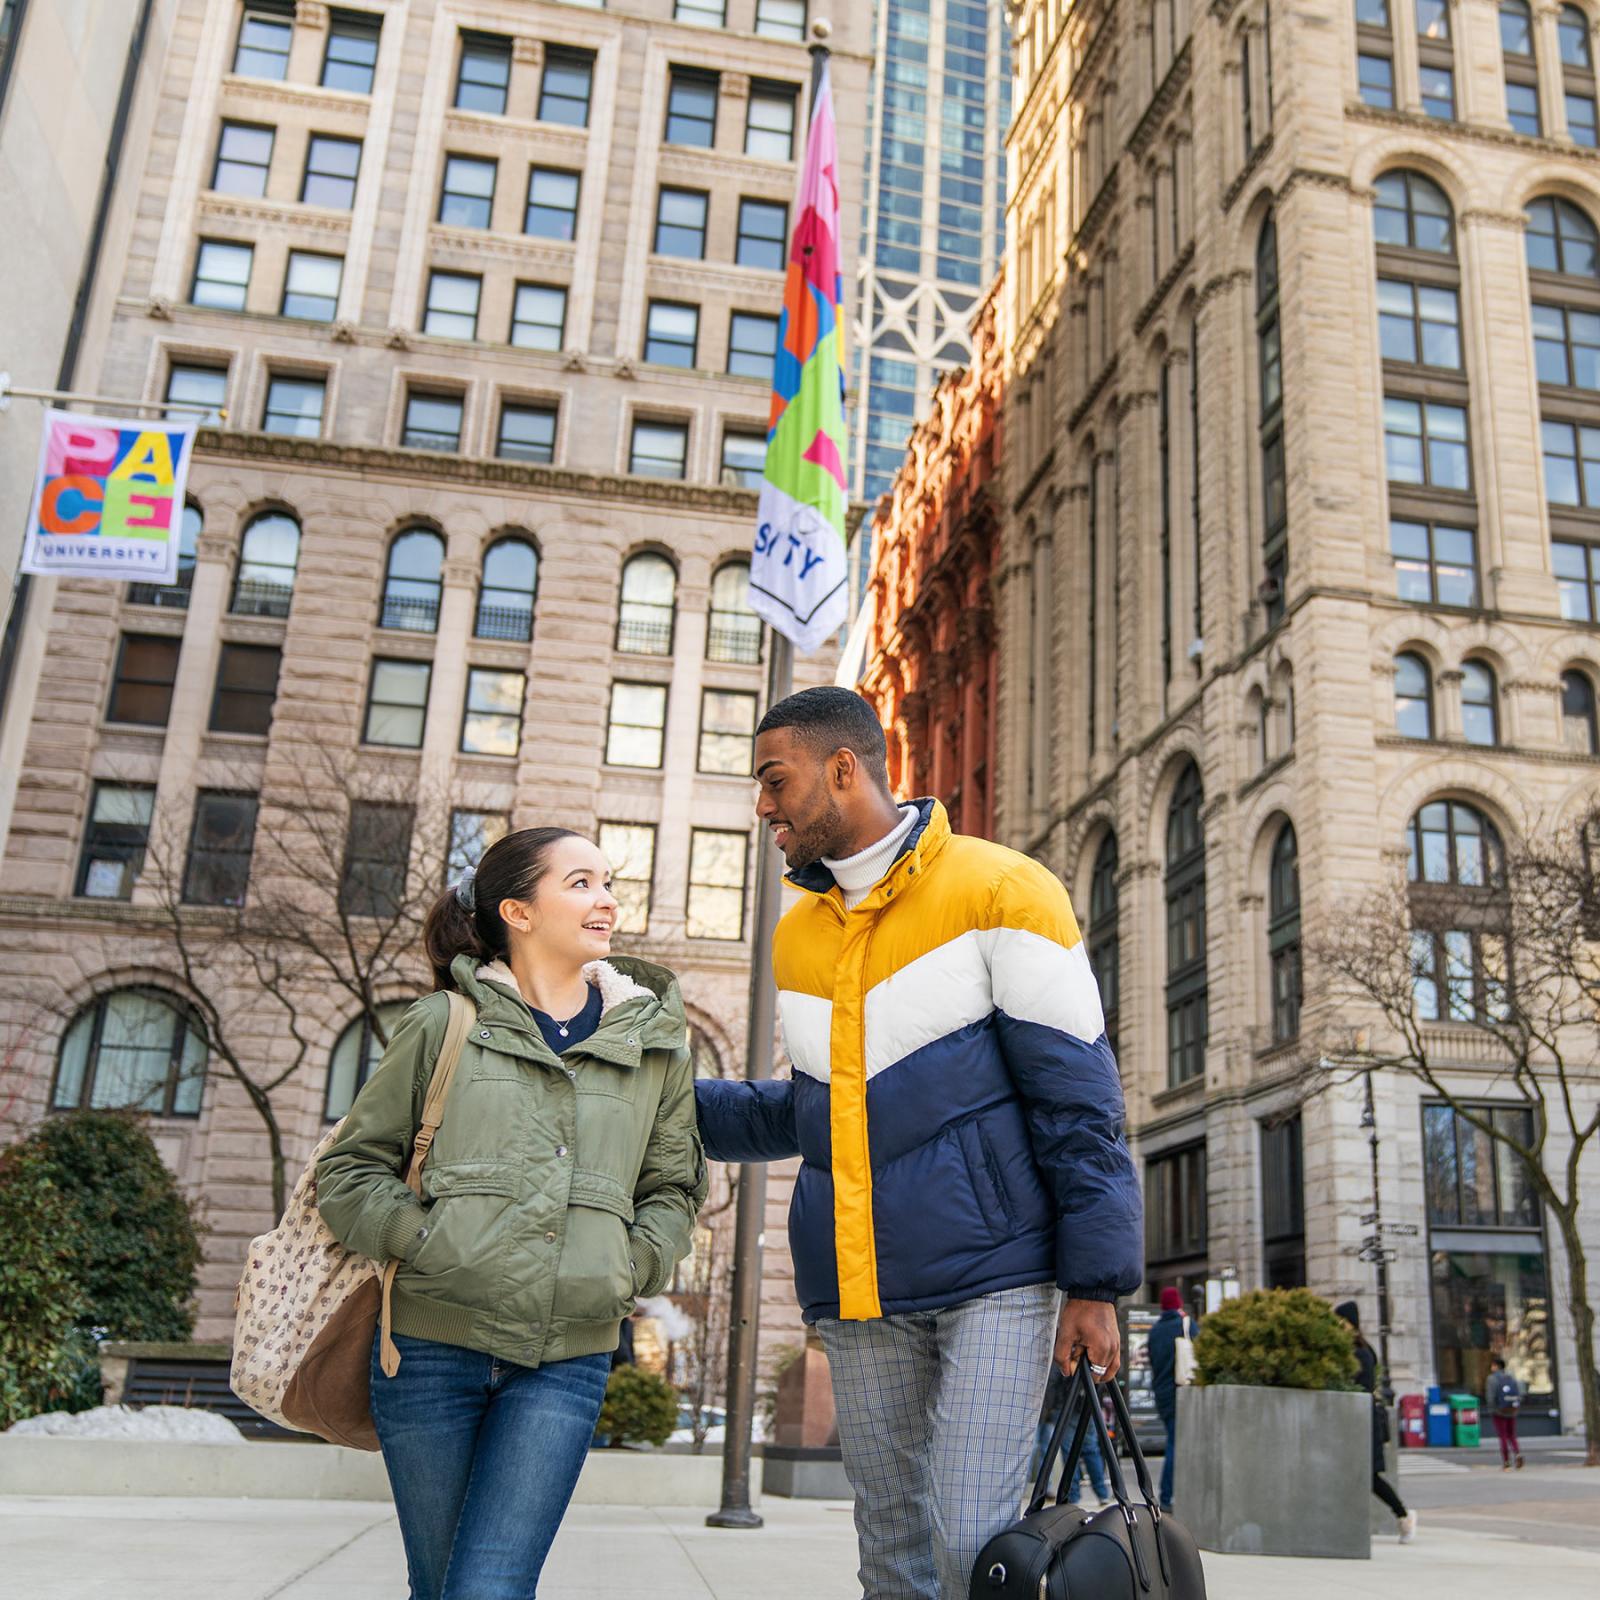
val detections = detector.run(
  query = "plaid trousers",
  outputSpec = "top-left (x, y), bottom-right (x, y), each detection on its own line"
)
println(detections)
top-left (817, 1282), bottom-right (1060, 1600)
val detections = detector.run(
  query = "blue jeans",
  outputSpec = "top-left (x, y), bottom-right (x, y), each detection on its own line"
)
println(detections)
top-left (1032, 1408), bottom-right (1109, 1503)
top-left (369, 1330), bottom-right (612, 1600)
top-left (1158, 1404), bottom-right (1176, 1509)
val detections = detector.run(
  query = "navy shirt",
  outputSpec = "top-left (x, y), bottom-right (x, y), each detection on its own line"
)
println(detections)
top-left (531, 983), bottom-right (602, 1056)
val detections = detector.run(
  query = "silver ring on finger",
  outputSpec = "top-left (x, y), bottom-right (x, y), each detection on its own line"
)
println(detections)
top-left (1089, 1362), bottom-right (1109, 1376)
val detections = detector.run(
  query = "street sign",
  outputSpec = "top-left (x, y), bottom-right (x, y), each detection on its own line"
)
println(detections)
top-left (1380, 1223), bottom-right (1420, 1236)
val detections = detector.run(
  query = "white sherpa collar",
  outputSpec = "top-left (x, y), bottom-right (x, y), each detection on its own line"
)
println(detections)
top-left (476, 958), bottom-right (653, 1019)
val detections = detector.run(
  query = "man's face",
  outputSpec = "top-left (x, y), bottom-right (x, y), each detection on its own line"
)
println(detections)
top-left (753, 726), bottom-right (848, 869)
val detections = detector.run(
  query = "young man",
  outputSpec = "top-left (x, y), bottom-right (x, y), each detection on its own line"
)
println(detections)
top-left (696, 687), bottom-right (1142, 1599)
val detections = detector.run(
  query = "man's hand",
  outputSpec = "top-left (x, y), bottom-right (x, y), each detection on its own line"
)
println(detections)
top-left (1055, 1298), bottom-right (1121, 1380)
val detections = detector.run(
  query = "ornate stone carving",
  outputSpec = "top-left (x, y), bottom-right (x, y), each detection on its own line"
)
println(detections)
top-left (513, 37), bottom-right (544, 67)
top-left (385, 326), bottom-right (411, 350)
top-left (722, 73), bottom-right (751, 103)
top-left (296, 2), bottom-right (329, 29)
top-left (147, 295), bottom-right (173, 321)
top-left (329, 319), bottom-right (357, 344)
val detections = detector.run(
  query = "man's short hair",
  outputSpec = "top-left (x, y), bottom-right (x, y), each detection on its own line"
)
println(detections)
top-left (757, 686), bottom-right (889, 785)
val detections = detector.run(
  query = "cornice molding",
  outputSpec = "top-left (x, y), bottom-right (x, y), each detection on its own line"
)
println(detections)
top-left (1347, 100), bottom-right (1600, 163)
top-left (1128, 39), bottom-right (1194, 160)
top-left (197, 195), bottom-right (353, 236)
top-left (1221, 133), bottom-right (1275, 215)
top-left (1134, 238), bottom-right (1197, 336)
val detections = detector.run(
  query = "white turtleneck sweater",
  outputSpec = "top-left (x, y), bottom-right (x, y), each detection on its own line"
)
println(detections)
top-left (823, 804), bottom-right (920, 911)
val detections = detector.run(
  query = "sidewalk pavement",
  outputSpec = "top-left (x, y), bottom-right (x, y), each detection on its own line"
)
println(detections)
top-left (5, 1492), bottom-right (1599, 1600)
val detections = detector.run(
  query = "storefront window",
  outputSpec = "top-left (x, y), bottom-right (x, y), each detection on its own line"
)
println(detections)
top-left (1430, 1249), bottom-right (1553, 1400)
top-left (1423, 1103), bottom-right (1539, 1226)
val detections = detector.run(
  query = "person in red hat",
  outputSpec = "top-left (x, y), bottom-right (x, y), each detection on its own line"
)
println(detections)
top-left (1145, 1286), bottom-right (1196, 1511)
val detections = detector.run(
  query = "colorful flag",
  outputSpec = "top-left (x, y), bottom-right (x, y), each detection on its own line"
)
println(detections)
top-left (20, 409), bottom-right (198, 582)
top-left (749, 59), bottom-right (849, 654)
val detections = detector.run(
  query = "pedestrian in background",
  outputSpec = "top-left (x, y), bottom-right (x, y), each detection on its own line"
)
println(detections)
top-left (1335, 1300), bottom-right (1417, 1543)
top-left (1145, 1286), bottom-right (1193, 1513)
top-left (1487, 1355), bottom-right (1525, 1470)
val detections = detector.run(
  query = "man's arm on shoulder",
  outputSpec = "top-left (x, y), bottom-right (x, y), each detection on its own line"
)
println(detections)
top-left (985, 858), bottom-right (1144, 1303)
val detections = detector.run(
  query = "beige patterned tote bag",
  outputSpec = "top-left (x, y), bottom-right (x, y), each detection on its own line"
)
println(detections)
top-left (229, 991), bottom-right (474, 1449)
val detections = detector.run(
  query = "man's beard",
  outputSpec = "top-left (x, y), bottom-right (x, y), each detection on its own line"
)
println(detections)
top-left (783, 794), bottom-right (847, 870)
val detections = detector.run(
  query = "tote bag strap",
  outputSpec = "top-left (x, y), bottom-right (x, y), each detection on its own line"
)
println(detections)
top-left (379, 991), bottom-right (476, 1377)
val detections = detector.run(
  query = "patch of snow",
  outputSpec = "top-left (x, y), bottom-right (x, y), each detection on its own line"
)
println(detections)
top-left (6, 1405), bottom-right (244, 1442)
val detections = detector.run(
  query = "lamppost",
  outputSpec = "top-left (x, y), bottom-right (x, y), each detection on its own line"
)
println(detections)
top-left (1359, 1071), bottom-right (1397, 1404)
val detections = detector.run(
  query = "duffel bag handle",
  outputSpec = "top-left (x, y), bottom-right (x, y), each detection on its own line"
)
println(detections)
top-left (1026, 1378), bottom-right (1097, 1515)
top-left (1101, 1361), bottom-right (1162, 1517)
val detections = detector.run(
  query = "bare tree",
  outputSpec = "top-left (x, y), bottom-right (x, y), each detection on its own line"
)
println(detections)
top-left (679, 1162), bottom-right (740, 1453)
top-left (1310, 806), bottom-right (1600, 1465)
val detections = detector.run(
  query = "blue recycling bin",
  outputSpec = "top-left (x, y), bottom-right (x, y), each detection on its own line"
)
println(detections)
top-left (1425, 1384), bottom-right (1453, 1447)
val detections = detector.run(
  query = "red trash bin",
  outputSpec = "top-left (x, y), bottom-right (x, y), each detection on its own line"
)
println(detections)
top-left (1398, 1393), bottom-right (1427, 1448)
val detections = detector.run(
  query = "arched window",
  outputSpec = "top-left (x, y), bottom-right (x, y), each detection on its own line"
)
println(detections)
top-left (128, 501), bottom-right (202, 609)
top-left (1500, 0), bottom-right (1542, 135)
top-left (1406, 801), bottom-right (1508, 1022)
top-left (1460, 659), bottom-right (1499, 745)
top-left (1165, 760), bottom-right (1208, 1085)
top-left (616, 552), bottom-right (677, 655)
top-left (1257, 215), bottom-right (1287, 626)
top-left (476, 537), bottom-right (538, 641)
top-left (1395, 651), bottom-right (1434, 737)
top-left (1375, 170), bottom-right (1454, 254)
top-left (1559, 5), bottom-right (1598, 145)
top-left (1562, 667), bottom-right (1599, 750)
top-left (231, 510), bottom-right (301, 617)
top-left (380, 528), bottom-right (444, 632)
top-left (1268, 822), bottom-right (1301, 1042)
top-left (53, 989), bottom-right (206, 1118)
top-left (707, 559), bottom-right (763, 663)
top-left (1088, 832), bottom-right (1120, 1054)
top-left (1356, 0), bottom-right (1397, 108)
top-left (325, 1001), bottom-right (411, 1122)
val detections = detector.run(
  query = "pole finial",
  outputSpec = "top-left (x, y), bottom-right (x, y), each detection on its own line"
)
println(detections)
top-left (810, 16), bottom-right (832, 42)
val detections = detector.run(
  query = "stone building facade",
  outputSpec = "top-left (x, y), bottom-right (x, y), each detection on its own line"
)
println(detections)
top-left (995, 0), bottom-right (1600, 1427)
top-left (0, 0), bottom-right (871, 1363)
top-left (860, 277), bottom-right (1005, 839)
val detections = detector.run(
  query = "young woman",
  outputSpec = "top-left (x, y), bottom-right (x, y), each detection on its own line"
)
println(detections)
top-left (1336, 1300), bottom-right (1417, 1544)
top-left (317, 827), bottom-right (707, 1600)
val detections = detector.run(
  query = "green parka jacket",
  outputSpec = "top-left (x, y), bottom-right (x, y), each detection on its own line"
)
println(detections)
top-left (316, 953), bottom-right (708, 1368)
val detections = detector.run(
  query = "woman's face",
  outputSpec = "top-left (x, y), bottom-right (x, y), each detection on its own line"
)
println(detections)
top-left (503, 836), bottom-right (618, 967)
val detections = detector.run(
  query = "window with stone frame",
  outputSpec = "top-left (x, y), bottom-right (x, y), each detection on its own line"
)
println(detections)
top-left (1268, 821), bottom-right (1302, 1043)
top-left (1461, 658), bottom-right (1500, 746)
top-left (1561, 666), bottom-right (1599, 751)
top-left (76, 784), bottom-right (155, 901)
top-left (1260, 1113), bottom-right (1306, 1287)
top-left (234, 3), bottom-right (294, 80)
top-left (324, 1002), bottom-right (410, 1121)
top-left (597, 822), bottom-right (656, 933)
top-left (53, 988), bottom-right (206, 1117)
top-left (476, 536), bottom-right (538, 640)
top-left (1415, 0), bottom-right (1458, 118)
top-left (209, 643), bottom-right (281, 736)
top-left (1355, 0), bottom-right (1397, 107)
top-left (183, 791), bottom-right (259, 907)
top-left (706, 559), bottom-right (763, 662)
top-left (379, 528), bottom-right (444, 633)
top-left (1257, 215), bottom-right (1288, 627)
top-left (1088, 831), bottom-right (1121, 1055)
top-left (322, 10), bottom-right (381, 94)
top-left (1559, 4), bottom-right (1599, 147)
top-left (616, 552), bottom-right (677, 655)
top-left (1406, 800), bottom-right (1510, 1025)
top-left (339, 801), bottom-right (415, 916)
top-left (108, 633), bottom-right (180, 726)
top-left (1165, 760), bottom-right (1209, 1086)
top-left (456, 32), bottom-right (511, 114)
top-left (1500, 0), bottom-right (1543, 134)
top-left (1394, 650), bottom-right (1435, 737)
top-left (1145, 1141), bottom-right (1208, 1274)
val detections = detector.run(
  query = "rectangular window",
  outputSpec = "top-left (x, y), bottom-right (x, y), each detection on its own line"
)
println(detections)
top-left (606, 681), bottom-right (668, 767)
top-left (1542, 417), bottom-right (1600, 506)
top-left (363, 658), bottom-right (431, 746)
top-left (1391, 517), bottom-right (1479, 606)
top-left (339, 801), bottom-right (414, 917)
top-left (510, 282), bottom-right (567, 351)
top-left (447, 809), bottom-right (509, 883)
top-left (108, 633), bottom-right (180, 726)
top-left (1419, 63), bottom-right (1456, 119)
top-left (746, 84), bottom-right (797, 159)
top-left (736, 198), bottom-right (788, 270)
top-left (630, 419), bottom-right (688, 478)
top-left (720, 429), bottom-right (767, 488)
top-left (1506, 80), bottom-right (1542, 136)
top-left (456, 33), bottom-right (511, 114)
top-left (210, 643), bottom-right (281, 735)
top-left (687, 829), bottom-right (748, 940)
top-left (1535, 302), bottom-right (1600, 388)
top-left (645, 301), bottom-right (699, 367)
top-left (438, 154), bottom-right (497, 228)
top-left (698, 689), bottom-right (758, 774)
top-left (1260, 1116), bottom-right (1306, 1288)
top-left (1145, 1142), bottom-right (1208, 1266)
top-left (165, 365), bottom-right (227, 425)
top-left (77, 784), bottom-right (155, 900)
top-left (755, 0), bottom-right (807, 41)
top-left (525, 167), bottom-right (580, 239)
top-left (1377, 279), bottom-right (1461, 369)
top-left (1567, 92), bottom-right (1599, 147)
top-left (191, 240), bottom-right (254, 310)
top-left (1423, 1103), bottom-right (1539, 1227)
top-left (424, 270), bottom-right (481, 339)
top-left (675, 0), bottom-right (726, 24)
top-left (655, 187), bottom-right (709, 258)
top-left (727, 311), bottom-right (779, 379)
top-left (281, 250), bottom-right (342, 320)
top-left (183, 792), bottom-right (259, 907)
top-left (497, 402), bottom-right (557, 463)
top-left (666, 70), bottom-right (719, 147)
top-left (403, 390), bottom-right (463, 451)
top-left (539, 48), bottom-right (593, 127)
top-left (1384, 396), bottom-right (1471, 488)
top-left (261, 373), bottom-right (326, 436)
top-left (212, 122), bottom-right (274, 196)
top-left (233, 5), bottom-right (292, 79)
top-left (598, 821), bottom-right (656, 933)
top-left (461, 667), bottom-right (525, 756)
top-left (301, 134), bottom-right (362, 208)
top-left (1553, 537), bottom-right (1600, 619)
top-left (322, 10), bottom-right (381, 93)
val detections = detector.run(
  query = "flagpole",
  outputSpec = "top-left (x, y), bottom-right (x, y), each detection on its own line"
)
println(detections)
top-left (706, 22), bottom-right (827, 1532)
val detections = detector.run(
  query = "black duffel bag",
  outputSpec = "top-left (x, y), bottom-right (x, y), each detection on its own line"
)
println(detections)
top-left (970, 1361), bottom-right (1206, 1600)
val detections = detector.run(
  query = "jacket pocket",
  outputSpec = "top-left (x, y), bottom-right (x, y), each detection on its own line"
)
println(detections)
top-left (959, 1120), bottom-right (1018, 1238)
top-left (555, 1199), bottom-right (635, 1323)
top-left (422, 1160), bottom-right (524, 1201)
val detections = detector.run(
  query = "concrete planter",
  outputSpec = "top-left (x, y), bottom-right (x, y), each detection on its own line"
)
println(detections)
top-left (1174, 1384), bottom-right (1371, 1559)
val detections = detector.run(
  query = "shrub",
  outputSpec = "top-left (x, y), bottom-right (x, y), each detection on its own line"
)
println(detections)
top-left (0, 1143), bottom-right (88, 1427)
top-left (596, 1365), bottom-right (680, 1448)
top-left (1193, 1288), bottom-right (1359, 1391)
top-left (24, 1110), bottom-right (204, 1340)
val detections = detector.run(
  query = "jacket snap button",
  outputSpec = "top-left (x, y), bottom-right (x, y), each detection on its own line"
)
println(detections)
top-left (556, 1145), bottom-right (568, 1157)
top-left (627, 1036), bottom-right (637, 1046)
top-left (545, 1231), bottom-right (556, 1243)
top-left (566, 1069), bottom-right (576, 1080)
top-left (479, 1029), bottom-right (491, 1040)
